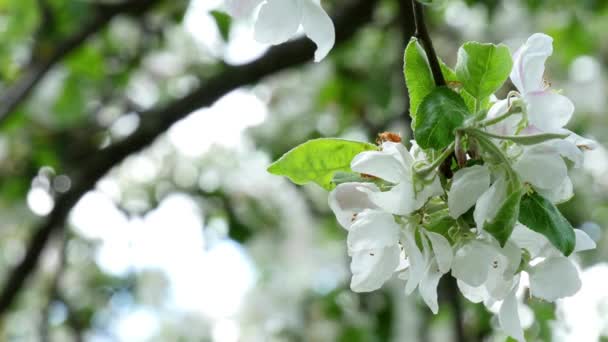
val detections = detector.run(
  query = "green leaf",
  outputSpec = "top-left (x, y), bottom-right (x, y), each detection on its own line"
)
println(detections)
top-left (455, 42), bottom-right (512, 100)
top-left (414, 87), bottom-right (469, 150)
top-left (210, 10), bottom-right (232, 42)
top-left (267, 138), bottom-right (378, 190)
top-left (404, 38), bottom-right (435, 125)
top-left (423, 209), bottom-right (456, 236)
top-left (483, 185), bottom-right (524, 246)
top-left (519, 192), bottom-right (576, 256)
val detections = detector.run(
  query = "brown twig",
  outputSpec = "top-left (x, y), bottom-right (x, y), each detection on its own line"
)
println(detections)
top-left (411, 0), bottom-right (446, 87)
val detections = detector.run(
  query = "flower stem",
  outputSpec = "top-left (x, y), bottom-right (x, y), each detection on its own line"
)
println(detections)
top-left (415, 141), bottom-right (455, 177)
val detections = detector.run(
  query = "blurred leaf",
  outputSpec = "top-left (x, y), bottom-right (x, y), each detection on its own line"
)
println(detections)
top-left (268, 138), bottom-right (378, 190)
top-left (210, 10), bottom-right (232, 42)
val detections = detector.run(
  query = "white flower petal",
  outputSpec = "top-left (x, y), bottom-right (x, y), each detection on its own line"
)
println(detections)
top-left (550, 137), bottom-right (584, 168)
top-left (424, 231), bottom-right (453, 274)
top-left (452, 240), bottom-right (494, 287)
top-left (510, 224), bottom-right (550, 258)
top-left (574, 229), bottom-right (596, 253)
top-left (351, 151), bottom-right (405, 184)
top-left (448, 165), bottom-right (491, 218)
top-left (511, 33), bottom-right (553, 94)
top-left (300, 0), bottom-right (335, 62)
top-left (347, 210), bottom-right (399, 252)
top-left (402, 229), bottom-right (427, 294)
top-left (474, 176), bottom-right (507, 229)
top-left (350, 245), bottom-right (400, 292)
top-left (225, 0), bottom-right (264, 18)
top-left (328, 182), bottom-right (379, 229)
top-left (499, 288), bottom-right (525, 342)
top-left (254, 0), bottom-right (302, 45)
top-left (382, 141), bottom-right (415, 168)
top-left (486, 99), bottom-right (522, 136)
top-left (537, 177), bottom-right (573, 204)
top-left (514, 144), bottom-right (568, 190)
top-left (457, 279), bottom-right (488, 303)
top-left (529, 256), bottom-right (581, 301)
top-left (525, 91), bottom-right (574, 132)
top-left (364, 182), bottom-right (416, 215)
top-left (419, 261), bottom-right (443, 314)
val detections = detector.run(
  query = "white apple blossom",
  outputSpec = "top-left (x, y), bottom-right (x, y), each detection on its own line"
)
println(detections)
top-left (399, 226), bottom-right (453, 314)
top-left (350, 141), bottom-right (442, 215)
top-left (329, 183), bottom-right (401, 292)
top-left (225, 0), bottom-right (335, 62)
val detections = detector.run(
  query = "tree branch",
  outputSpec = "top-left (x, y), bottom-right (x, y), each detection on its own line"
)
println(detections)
top-left (411, 0), bottom-right (445, 86)
top-left (0, 0), bottom-right (161, 126)
top-left (0, 0), bottom-right (380, 321)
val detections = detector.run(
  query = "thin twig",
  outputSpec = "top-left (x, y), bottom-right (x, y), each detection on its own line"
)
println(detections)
top-left (411, 0), bottom-right (446, 86)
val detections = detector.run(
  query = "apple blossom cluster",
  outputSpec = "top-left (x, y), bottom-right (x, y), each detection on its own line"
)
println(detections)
top-left (224, 0), bottom-right (335, 62)
top-left (268, 32), bottom-right (599, 341)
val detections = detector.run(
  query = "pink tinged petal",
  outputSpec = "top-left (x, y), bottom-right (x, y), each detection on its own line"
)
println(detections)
top-left (514, 145), bottom-right (568, 190)
top-left (525, 91), bottom-right (574, 132)
top-left (347, 210), bottom-right (399, 252)
top-left (300, 0), bottom-right (335, 62)
top-left (499, 288), bottom-right (525, 342)
top-left (419, 261), bottom-right (443, 314)
top-left (452, 241), bottom-right (494, 287)
top-left (448, 165), bottom-right (491, 218)
top-left (254, 0), bottom-right (302, 45)
top-left (511, 33), bottom-right (553, 94)
top-left (529, 256), bottom-right (581, 301)
top-left (402, 229), bottom-right (427, 294)
top-left (574, 229), bottom-right (596, 252)
top-left (350, 245), bottom-right (401, 292)
top-left (474, 176), bottom-right (507, 229)
top-left (225, 0), bottom-right (264, 18)
top-left (328, 182), bottom-right (379, 230)
top-left (424, 231), bottom-right (453, 274)
top-left (351, 151), bottom-right (405, 184)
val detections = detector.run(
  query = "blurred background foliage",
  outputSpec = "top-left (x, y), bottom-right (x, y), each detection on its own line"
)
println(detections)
top-left (0, 0), bottom-right (606, 341)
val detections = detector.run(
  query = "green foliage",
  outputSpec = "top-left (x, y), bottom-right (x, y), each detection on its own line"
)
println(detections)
top-left (455, 42), bottom-right (512, 101)
top-left (267, 138), bottom-right (378, 190)
top-left (414, 87), bottom-right (469, 150)
top-left (519, 192), bottom-right (576, 256)
top-left (210, 10), bottom-right (232, 42)
top-left (483, 185), bottom-right (524, 247)
top-left (404, 38), bottom-right (435, 126)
